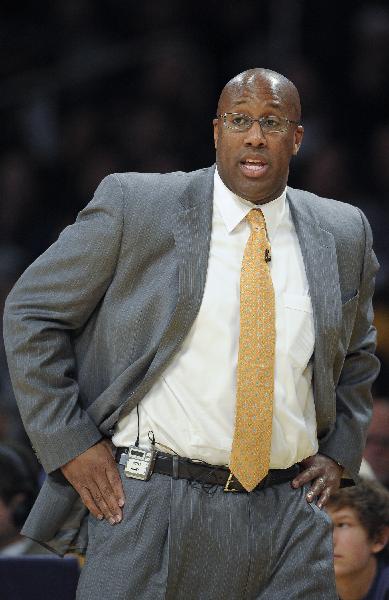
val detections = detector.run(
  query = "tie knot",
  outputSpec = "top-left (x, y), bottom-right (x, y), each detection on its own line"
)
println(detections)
top-left (246, 209), bottom-right (266, 232)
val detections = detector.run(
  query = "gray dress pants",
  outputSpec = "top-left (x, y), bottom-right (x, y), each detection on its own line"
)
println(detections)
top-left (76, 468), bottom-right (337, 600)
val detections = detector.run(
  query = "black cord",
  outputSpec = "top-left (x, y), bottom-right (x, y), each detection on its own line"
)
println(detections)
top-left (144, 428), bottom-right (220, 495)
top-left (135, 405), bottom-right (140, 447)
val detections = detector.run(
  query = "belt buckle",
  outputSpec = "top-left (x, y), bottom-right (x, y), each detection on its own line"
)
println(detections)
top-left (224, 472), bottom-right (239, 493)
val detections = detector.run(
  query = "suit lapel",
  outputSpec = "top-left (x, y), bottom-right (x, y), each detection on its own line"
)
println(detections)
top-left (101, 167), bottom-right (215, 429)
top-left (287, 188), bottom-right (341, 427)
top-left (146, 167), bottom-right (215, 377)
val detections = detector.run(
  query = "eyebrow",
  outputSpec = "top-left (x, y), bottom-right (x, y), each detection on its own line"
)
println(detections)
top-left (231, 99), bottom-right (283, 110)
top-left (332, 511), bottom-right (357, 520)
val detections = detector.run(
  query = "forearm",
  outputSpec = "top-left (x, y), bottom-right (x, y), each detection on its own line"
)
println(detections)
top-left (319, 210), bottom-right (379, 480)
top-left (3, 174), bottom-right (124, 472)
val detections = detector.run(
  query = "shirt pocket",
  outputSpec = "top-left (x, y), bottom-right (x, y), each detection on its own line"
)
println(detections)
top-left (283, 292), bottom-right (315, 369)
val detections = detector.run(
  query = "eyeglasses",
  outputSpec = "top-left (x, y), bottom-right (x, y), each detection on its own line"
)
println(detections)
top-left (217, 112), bottom-right (300, 134)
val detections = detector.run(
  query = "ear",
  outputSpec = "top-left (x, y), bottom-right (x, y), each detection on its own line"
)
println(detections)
top-left (213, 118), bottom-right (219, 150)
top-left (372, 526), bottom-right (389, 554)
top-left (293, 125), bottom-right (304, 155)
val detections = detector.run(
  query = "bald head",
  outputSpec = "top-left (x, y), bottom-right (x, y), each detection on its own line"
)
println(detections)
top-left (213, 67), bottom-right (304, 204)
top-left (217, 68), bottom-right (301, 122)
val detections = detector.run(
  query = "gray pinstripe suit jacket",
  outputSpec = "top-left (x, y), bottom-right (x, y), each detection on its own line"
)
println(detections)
top-left (3, 165), bottom-right (380, 554)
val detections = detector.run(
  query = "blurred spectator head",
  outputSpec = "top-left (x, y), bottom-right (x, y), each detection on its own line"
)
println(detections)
top-left (0, 151), bottom-right (36, 242)
top-left (350, 5), bottom-right (389, 101)
top-left (364, 398), bottom-right (389, 488)
top-left (141, 32), bottom-right (214, 115)
top-left (0, 444), bottom-right (39, 550)
top-left (326, 480), bottom-right (389, 597)
top-left (302, 141), bottom-right (355, 202)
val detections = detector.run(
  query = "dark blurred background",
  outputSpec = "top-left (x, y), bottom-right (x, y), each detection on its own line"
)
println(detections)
top-left (1, 0), bottom-right (389, 479)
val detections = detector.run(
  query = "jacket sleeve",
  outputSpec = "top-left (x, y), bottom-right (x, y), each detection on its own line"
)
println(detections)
top-left (3, 174), bottom-right (124, 473)
top-left (318, 209), bottom-right (380, 481)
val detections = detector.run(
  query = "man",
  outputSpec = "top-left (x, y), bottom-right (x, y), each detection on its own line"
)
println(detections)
top-left (3, 68), bottom-right (379, 599)
top-left (326, 480), bottom-right (389, 599)
top-left (364, 398), bottom-right (389, 488)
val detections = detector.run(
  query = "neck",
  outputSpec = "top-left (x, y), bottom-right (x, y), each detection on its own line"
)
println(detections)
top-left (336, 557), bottom-right (377, 600)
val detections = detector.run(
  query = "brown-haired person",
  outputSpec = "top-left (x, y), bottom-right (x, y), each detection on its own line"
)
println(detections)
top-left (364, 398), bottom-right (389, 489)
top-left (326, 480), bottom-right (389, 600)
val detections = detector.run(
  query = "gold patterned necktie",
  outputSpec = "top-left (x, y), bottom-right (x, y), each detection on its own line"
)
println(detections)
top-left (229, 208), bottom-right (275, 492)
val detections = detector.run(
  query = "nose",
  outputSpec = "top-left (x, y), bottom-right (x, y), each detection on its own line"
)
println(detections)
top-left (243, 120), bottom-right (267, 147)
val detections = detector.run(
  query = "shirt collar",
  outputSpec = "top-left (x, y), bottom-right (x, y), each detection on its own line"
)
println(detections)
top-left (213, 168), bottom-right (286, 241)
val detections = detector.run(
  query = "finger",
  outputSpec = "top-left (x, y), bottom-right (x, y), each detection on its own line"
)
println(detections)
top-left (106, 465), bottom-right (125, 507)
top-left (99, 444), bottom-right (124, 510)
top-left (305, 476), bottom-right (327, 502)
top-left (316, 473), bottom-right (342, 509)
top-left (292, 466), bottom-right (323, 488)
top-left (316, 486), bottom-right (332, 509)
top-left (95, 475), bottom-right (123, 523)
top-left (88, 481), bottom-right (117, 525)
top-left (79, 486), bottom-right (104, 521)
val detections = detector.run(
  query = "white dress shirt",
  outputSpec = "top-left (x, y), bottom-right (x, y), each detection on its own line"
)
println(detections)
top-left (113, 169), bottom-right (318, 468)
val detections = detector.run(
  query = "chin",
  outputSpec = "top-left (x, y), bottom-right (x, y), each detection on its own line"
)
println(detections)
top-left (231, 179), bottom-right (264, 199)
top-left (239, 178), bottom-right (280, 203)
top-left (240, 188), bottom-right (272, 204)
top-left (334, 563), bottom-right (352, 578)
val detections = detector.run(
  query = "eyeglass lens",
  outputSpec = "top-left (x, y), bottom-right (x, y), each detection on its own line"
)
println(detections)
top-left (223, 114), bottom-right (288, 133)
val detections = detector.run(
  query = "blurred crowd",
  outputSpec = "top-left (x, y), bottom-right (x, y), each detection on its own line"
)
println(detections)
top-left (1, 0), bottom-right (389, 586)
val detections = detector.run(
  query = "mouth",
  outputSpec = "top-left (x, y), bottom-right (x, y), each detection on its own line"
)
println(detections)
top-left (239, 158), bottom-right (269, 178)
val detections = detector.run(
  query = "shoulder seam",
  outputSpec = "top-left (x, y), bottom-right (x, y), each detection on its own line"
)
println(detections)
top-left (109, 173), bottom-right (125, 284)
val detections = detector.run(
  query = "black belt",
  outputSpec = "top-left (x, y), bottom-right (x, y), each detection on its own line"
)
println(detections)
top-left (115, 447), bottom-right (299, 493)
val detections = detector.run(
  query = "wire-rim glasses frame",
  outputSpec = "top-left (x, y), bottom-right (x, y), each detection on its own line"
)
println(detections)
top-left (217, 112), bottom-right (301, 134)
